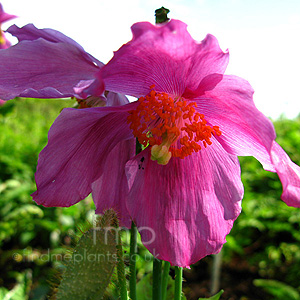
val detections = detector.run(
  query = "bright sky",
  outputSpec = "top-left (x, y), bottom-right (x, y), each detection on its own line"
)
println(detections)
top-left (2, 0), bottom-right (300, 119)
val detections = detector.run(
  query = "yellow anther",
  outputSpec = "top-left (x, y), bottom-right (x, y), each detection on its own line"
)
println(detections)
top-left (151, 144), bottom-right (172, 165)
top-left (0, 33), bottom-right (5, 45)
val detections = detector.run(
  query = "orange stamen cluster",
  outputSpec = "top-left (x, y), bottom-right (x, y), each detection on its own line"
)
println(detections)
top-left (127, 86), bottom-right (221, 163)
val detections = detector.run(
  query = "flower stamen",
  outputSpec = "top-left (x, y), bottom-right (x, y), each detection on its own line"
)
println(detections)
top-left (127, 86), bottom-right (221, 165)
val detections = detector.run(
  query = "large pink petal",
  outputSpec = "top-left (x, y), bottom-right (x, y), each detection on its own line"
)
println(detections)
top-left (125, 140), bottom-right (243, 267)
top-left (0, 39), bottom-right (99, 100)
top-left (97, 19), bottom-right (228, 98)
top-left (7, 24), bottom-right (102, 66)
top-left (91, 92), bottom-right (133, 227)
top-left (32, 103), bottom-right (136, 209)
top-left (92, 139), bottom-right (135, 228)
top-left (271, 142), bottom-right (300, 207)
top-left (196, 74), bottom-right (276, 171)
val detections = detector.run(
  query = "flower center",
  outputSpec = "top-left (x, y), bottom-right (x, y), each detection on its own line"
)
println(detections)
top-left (76, 98), bottom-right (91, 108)
top-left (127, 86), bottom-right (221, 165)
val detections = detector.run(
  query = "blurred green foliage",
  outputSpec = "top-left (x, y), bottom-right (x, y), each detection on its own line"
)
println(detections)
top-left (0, 99), bottom-right (95, 299)
top-left (198, 290), bottom-right (224, 300)
top-left (253, 279), bottom-right (300, 300)
top-left (218, 115), bottom-right (300, 299)
top-left (0, 99), bottom-right (300, 299)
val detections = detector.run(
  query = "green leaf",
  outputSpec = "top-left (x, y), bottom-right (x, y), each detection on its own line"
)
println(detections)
top-left (198, 290), bottom-right (224, 300)
top-left (0, 271), bottom-right (31, 300)
top-left (54, 221), bottom-right (118, 300)
top-left (0, 287), bottom-right (9, 299)
top-left (254, 279), bottom-right (300, 300)
top-left (136, 273), bottom-right (152, 300)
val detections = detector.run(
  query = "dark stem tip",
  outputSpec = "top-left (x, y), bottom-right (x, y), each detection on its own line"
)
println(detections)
top-left (155, 6), bottom-right (170, 24)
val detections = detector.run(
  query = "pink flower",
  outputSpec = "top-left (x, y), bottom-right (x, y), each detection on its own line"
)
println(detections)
top-left (0, 19), bottom-right (299, 267)
top-left (0, 2), bottom-right (16, 49)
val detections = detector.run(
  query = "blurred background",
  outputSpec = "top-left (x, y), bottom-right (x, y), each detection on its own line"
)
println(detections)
top-left (1, 0), bottom-right (300, 299)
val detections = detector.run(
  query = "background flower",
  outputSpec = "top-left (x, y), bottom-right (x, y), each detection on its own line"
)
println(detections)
top-left (0, 2), bottom-right (16, 49)
top-left (0, 2), bottom-right (16, 104)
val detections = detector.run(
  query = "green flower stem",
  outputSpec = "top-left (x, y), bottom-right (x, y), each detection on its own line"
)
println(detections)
top-left (174, 266), bottom-right (183, 300)
top-left (129, 221), bottom-right (137, 300)
top-left (161, 261), bottom-right (171, 300)
top-left (152, 258), bottom-right (162, 300)
top-left (116, 227), bottom-right (128, 300)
